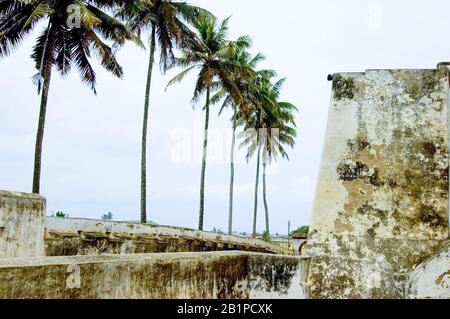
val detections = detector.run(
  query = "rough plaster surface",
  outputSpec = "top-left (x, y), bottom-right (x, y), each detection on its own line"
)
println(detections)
top-left (248, 255), bottom-right (308, 299)
top-left (0, 190), bottom-right (45, 258)
top-left (305, 69), bottom-right (450, 299)
top-left (44, 217), bottom-right (291, 256)
top-left (0, 252), bottom-right (304, 299)
top-left (406, 242), bottom-right (450, 299)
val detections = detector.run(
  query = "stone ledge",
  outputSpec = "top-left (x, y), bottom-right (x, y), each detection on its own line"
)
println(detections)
top-left (0, 252), bottom-right (304, 299)
top-left (44, 217), bottom-right (292, 256)
top-left (0, 190), bottom-right (46, 201)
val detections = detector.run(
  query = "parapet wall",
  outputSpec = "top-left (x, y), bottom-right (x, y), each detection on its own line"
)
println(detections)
top-left (0, 189), bottom-right (300, 299)
top-left (0, 190), bottom-right (45, 258)
top-left (44, 217), bottom-right (291, 256)
top-left (305, 68), bottom-right (450, 298)
top-left (0, 251), bottom-right (305, 299)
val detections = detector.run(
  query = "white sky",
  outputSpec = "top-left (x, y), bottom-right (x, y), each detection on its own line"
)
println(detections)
top-left (0, 0), bottom-right (449, 234)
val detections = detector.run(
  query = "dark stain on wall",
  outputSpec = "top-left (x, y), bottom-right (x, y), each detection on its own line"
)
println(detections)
top-left (333, 75), bottom-right (357, 101)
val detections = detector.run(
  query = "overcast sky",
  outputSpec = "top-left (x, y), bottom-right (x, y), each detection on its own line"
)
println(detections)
top-left (0, 0), bottom-right (449, 234)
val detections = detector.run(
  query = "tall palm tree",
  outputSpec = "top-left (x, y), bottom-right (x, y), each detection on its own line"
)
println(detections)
top-left (239, 74), bottom-right (297, 238)
top-left (237, 71), bottom-right (274, 238)
top-left (260, 79), bottom-right (297, 240)
top-left (117, 0), bottom-right (212, 224)
top-left (0, 0), bottom-right (139, 194)
top-left (167, 15), bottom-right (251, 231)
top-left (211, 48), bottom-right (264, 235)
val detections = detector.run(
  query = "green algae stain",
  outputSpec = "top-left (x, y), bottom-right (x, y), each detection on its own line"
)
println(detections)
top-left (333, 75), bottom-right (357, 100)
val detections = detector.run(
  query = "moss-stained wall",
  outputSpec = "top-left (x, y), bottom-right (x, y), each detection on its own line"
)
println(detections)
top-left (0, 191), bottom-right (301, 299)
top-left (248, 254), bottom-right (307, 298)
top-left (305, 69), bottom-right (450, 299)
top-left (0, 252), bottom-right (304, 299)
top-left (0, 190), bottom-right (45, 258)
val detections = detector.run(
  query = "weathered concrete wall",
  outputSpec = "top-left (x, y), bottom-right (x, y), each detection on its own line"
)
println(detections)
top-left (248, 254), bottom-right (308, 298)
top-left (0, 252), bottom-right (304, 299)
top-left (0, 190), bottom-right (300, 299)
top-left (305, 69), bottom-right (450, 299)
top-left (406, 242), bottom-right (450, 299)
top-left (44, 217), bottom-right (291, 256)
top-left (0, 190), bottom-right (45, 258)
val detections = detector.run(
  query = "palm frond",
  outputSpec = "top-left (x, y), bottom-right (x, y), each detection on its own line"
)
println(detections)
top-left (70, 28), bottom-right (97, 93)
top-left (172, 2), bottom-right (214, 24)
top-left (30, 23), bottom-right (56, 93)
top-left (22, 2), bottom-right (53, 31)
top-left (86, 28), bottom-right (123, 78)
top-left (0, 0), bottom-right (43, 57)
top-left (54, 27), bottom-right (72, 76)
top-left (165, 65), bottom-right (196, 90)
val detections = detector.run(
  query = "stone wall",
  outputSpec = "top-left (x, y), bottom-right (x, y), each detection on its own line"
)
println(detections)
top-left (0, 190), bottom-right (300, 300)
top-left (0, 190), bottom-right (45, 258)
top-left (0, 251), bottom-right (305, 299)
top-left (305, 68), bottom-right (450, 299)
top-left (248, 254), bottom-right (309, 298)
top-left (44, 217), bottom-right (291, 256)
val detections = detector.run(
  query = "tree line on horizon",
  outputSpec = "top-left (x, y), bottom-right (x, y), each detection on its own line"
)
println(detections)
top-left (0, 0), bottom-right (298, 239)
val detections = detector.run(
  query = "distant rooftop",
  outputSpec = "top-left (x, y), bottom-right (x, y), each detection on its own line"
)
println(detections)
top-left (292, 233), bottom-right (308, 240)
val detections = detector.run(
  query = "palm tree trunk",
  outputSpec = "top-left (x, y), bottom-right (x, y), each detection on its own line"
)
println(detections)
top-left (263, 162), bottom-right (270, 241)
top-left (252, 143), bottom-right (262, 238)
top-left (228, 106), bottom-right (237, 235)
top-left (140, 28), bottom-right (156, 224)
top-left (198, 88), bottom-right (211, 231)
top-left (32, 67), bottom-right (52, 194)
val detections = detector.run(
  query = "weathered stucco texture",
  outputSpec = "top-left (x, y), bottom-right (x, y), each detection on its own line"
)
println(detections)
top-left (248, 254), bottom-right (307, 298)
top-left (44, 217), bottom-right (291, 256)
top-left (406, 242), bottom-right (450, 299)
top-left (0, 252), bottom-right (304, 299)
top-left (0, 190), bottom-right (45, 258)
top-left (305, 69), bottom-right (450, 299)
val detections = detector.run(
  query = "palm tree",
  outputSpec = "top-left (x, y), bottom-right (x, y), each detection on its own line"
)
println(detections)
top-left (167, 15), bottom-right (251, 231)
top-left (0, 0), bottom-right (138, 194)
top-left (239, 74), bottom-right (297, 238)
top-left (116, 0), bottom-right (212, 224)
top-left (260, 79), bottom-right (297, 240)
top-left (211, 48), bottom-right (264, 235)
top-left (237, 71), bottom-right (274, 238)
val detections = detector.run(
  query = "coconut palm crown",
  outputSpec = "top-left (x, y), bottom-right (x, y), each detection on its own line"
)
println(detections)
top-left (0, 0), bottom-right (139, 194)
top-left (238, 73), bottom-right (298, 238)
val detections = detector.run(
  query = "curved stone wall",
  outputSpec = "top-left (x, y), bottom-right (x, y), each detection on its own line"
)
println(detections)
top-left (44, 217), bottom-right (293, 257)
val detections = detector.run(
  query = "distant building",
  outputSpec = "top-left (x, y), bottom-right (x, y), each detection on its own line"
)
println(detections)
top-left (271, 236), bottom-right (293, 251)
